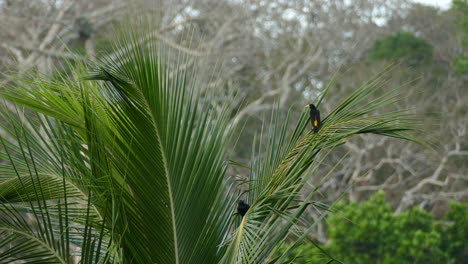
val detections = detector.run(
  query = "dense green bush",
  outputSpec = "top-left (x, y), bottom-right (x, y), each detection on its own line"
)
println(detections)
top-left (280, 191), bottom-right (467, 263)
top-left (327, 192), bottom-right (395, 263)
top-left (391, 209), bottom-right (447, 263)
top-left (369, 32), bottom-right (433, 66)
top-left (441, 202), bottom-right (468, 262)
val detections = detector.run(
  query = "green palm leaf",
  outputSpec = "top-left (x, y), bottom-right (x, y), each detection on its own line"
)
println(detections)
top-left (222, 66), bottom-right (423, 263)
top-left (0, 105), bottom-right (108, 263)
top-left (1, 27), bottom-right (237, 263)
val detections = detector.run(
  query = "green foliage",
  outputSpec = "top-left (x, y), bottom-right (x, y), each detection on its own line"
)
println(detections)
top-left (452, 54), bottom-right (468, 74)
top-left (369, 32), bottom-right (433, 66)
top-left (327, 191), bottom-right (395, 263)
top-left (282, 192), bottom-right (468, 263)
top-left (452, 0), bottom-right (468, 74)
top-left (392, 210), bottom-right (447, 263)
top-left (442, 202), bottom-right (468, 262)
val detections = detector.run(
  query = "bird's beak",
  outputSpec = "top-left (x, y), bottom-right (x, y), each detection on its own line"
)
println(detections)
top-left (304, 104), bottom-right (309, 109)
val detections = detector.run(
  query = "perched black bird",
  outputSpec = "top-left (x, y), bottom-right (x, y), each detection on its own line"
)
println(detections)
top-left (237, 200), bottom-right (250, 217)
top-left (306, 104), bottom-right (321, 133)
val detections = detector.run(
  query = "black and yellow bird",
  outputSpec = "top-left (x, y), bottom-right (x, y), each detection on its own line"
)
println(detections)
top-left (237, 200), bottom-right (250, 217)
top-left (306, 104), bottom-right (321, 133)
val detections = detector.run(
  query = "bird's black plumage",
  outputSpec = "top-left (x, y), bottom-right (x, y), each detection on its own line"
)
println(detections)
top-left (237, 200), bottom-right (250, 217)
top-left (307, 104), bottom-right (321, 133)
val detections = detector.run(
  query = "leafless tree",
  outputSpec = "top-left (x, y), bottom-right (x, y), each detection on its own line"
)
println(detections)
top-left (0, 0), bottom-right (128, 75)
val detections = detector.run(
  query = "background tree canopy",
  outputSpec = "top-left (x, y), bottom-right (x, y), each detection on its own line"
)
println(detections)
top-left (278, 192), bottom-right (467, 263)
top-left (369, 31), bottom-right (433, 65)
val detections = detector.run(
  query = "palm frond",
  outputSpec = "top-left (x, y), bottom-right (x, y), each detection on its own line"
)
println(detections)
top-left (222, 66), bottom-right (423, 263)
top-left (84, 27), bottom-right (238, 262)
top-left (0, 102), bottom-right (111, 263)
top-left (1, 24), bottom-right (238, 263)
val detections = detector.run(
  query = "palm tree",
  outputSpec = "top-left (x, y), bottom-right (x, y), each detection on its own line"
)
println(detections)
top-left (0, 30), bottom-right (421, 263)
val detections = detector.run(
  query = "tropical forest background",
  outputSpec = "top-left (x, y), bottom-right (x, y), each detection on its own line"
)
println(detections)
top-left (0, 0), bottom-right (466, 263)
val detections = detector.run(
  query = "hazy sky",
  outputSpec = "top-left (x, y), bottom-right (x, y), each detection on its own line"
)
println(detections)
top-left (412, 0), bottom-right (452, 9)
